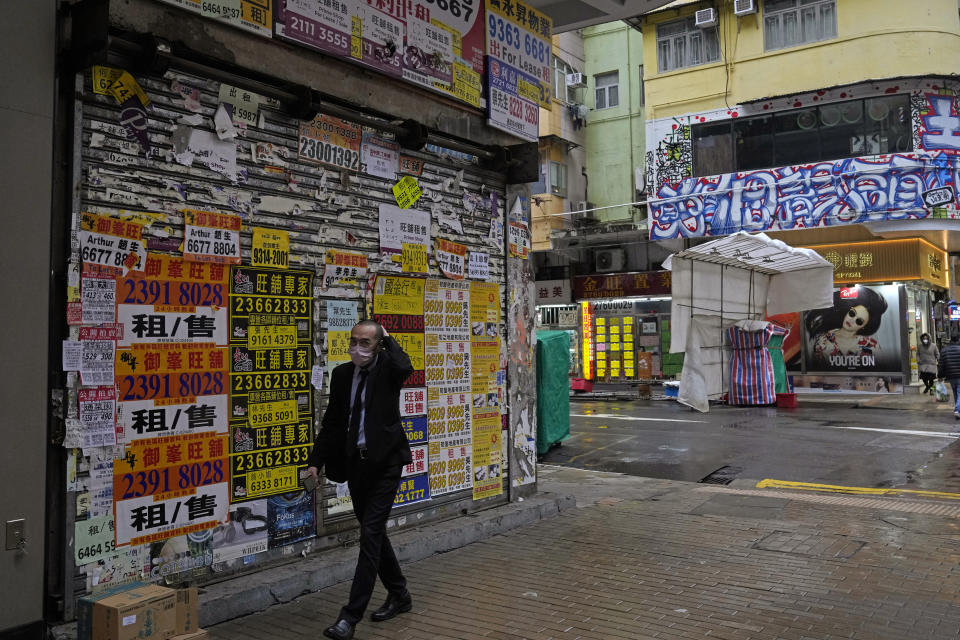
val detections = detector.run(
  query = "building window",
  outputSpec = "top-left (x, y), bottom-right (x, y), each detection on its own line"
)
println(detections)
top-left (691, 94), bottom-right (911, 176)
top-left (656, 17), bottom-right (721, 73)
top-left (532, 152), bottom-right (548, 194)
top-left (638, 65), bottom-right (645, 107)
top-left (553, 57), bottom-right (578, 102)
top-left (550, 161), bottom-right (567, 196)
top-left (594, 72), bottom-right (619, 110)
top-left (764, 0), bottom-right (837, 51)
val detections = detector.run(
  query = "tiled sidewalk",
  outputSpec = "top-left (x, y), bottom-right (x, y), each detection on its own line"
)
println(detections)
top-left (208, 467), bottom-right (960, 640)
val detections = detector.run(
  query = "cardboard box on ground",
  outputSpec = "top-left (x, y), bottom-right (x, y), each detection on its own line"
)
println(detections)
top-left (84, 583), bottom-right (176, 640)
top-left (175, 586), bottom-right (199, 635)
top-left (78, 583), bottom-right (201, 640)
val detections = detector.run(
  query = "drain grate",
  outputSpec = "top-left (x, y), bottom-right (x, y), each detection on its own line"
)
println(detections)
top-left (698, 465), bottom-right (744, 485)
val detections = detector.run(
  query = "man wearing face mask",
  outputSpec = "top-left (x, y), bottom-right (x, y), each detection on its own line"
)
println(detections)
top-left (305, 320), bottom-right (414, 640)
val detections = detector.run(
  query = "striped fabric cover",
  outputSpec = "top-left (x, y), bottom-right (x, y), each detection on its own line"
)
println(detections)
top-left (727, 324), bottom-right (787, 406)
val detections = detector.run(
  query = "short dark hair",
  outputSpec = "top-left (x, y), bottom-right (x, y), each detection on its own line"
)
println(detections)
top-left (805, 286), bottom-right (887, 337)
top-left (354, 319), bottom-right (384, 341)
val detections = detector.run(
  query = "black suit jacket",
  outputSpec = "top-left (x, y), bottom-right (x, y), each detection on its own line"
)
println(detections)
top-left (308, 335), bottom-right (414, 481)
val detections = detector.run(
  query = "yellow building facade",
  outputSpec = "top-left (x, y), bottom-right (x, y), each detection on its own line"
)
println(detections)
top-left (643, 0), bottom-right (960, 120)
top-left (638, 0), bottom-right (960, 390)
top-left (531, 32), bottom-right (588, 252)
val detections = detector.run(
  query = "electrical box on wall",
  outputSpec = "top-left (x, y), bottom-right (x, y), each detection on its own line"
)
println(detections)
top-left (596, 249), bottom-right (625, 273)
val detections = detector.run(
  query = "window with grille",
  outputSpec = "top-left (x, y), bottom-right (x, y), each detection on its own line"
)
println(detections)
top-left (764, 0), bottom-right (837, 51)
top-left (656, 17), bottom-right (721, 73)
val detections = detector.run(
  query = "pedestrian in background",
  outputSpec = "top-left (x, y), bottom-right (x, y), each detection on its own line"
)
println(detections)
top-left (938, 334), bottom-right (960, 419)
top-left (305, 320), bottom-right (415, 640)
top-left (917, 332), bottom-right (939, 394)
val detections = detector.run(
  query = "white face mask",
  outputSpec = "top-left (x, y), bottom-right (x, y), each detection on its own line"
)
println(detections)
top-left (348, 345), bottom-right (375, 367)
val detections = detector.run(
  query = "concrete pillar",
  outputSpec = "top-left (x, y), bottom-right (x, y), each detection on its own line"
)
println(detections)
top-left (0, 1), bottom-right (55, 635)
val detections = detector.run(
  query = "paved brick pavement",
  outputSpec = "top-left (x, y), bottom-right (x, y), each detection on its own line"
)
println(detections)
top-left (208, 466), bottom-right (960, 640)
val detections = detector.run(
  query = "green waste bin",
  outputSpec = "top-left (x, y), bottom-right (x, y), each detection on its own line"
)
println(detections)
top-left (536, 331), bottom-right (570, 455)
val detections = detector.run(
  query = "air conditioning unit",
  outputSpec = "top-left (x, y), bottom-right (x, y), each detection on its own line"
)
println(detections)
top-left (596, 249), bottom-right (625, 273)
top-left (733, 0), bottom-right (757, 16)
top-left (695, 7), bottom-right (718, 27)
top-left (565, 72), bottom-right (586, 88)
top-left (574, 201), bottom-right (595, 218)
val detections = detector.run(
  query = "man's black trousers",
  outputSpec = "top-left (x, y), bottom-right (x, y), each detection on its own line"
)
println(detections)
top-left (340, 457), bottom-right (407, 624)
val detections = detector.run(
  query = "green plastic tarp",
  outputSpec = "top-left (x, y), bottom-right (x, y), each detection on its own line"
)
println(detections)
top-left (536, 331), bottom-right (570, 455)
top-left (768, 332), bottom-right (788, 393)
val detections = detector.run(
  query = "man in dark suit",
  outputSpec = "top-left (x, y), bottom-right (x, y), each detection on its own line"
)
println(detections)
top-left (306, 320), bottom-right (414, 640)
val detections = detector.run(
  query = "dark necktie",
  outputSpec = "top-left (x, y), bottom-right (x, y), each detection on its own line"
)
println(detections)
top-left (350, 368), bottom-right (369, 444)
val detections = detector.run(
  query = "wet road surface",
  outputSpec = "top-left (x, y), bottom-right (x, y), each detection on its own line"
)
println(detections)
top-left (541, 398), bottom-right (960, 491)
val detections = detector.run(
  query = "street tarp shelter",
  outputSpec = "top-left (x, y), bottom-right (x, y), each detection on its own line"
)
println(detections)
top-left (536, 331), bottom-right (571, 454)
top-left (663, 232), bottom-right (833, 412)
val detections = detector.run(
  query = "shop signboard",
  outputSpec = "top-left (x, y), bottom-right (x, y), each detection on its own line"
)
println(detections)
top-left (802, 285), bottom-right (903, 374)
top-left (572, 271), bottom-right (672, 301)
top-left (535, 279), bottom-right (570, 305)
top-left (580, 301), bottom-right (593, 380)
top-left (803, 239), bottom-right (948, 288)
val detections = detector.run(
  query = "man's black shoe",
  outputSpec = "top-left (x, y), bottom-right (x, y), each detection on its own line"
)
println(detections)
top-left (323, 619), bottom-right (355, 640)
top-left (370, 593), bottom-right (413, 622)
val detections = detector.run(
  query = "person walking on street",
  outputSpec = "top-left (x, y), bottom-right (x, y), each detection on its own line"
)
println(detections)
top-left (918, 333), bottom-right (939, 394)
top-left (305, 320), bottom-right (415, 640)
top-left (938, 334), bottom-right (960, 419)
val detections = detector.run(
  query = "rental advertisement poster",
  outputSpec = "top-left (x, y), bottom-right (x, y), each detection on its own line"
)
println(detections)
top-left (802, 285), bottom-right (902, 374)
top-left (374, 275), bottom-right (431, 506)
top-left (424, 279), bottom-right (471, 496)
top-left (469, 281), bottom-right (502, 500)
top-left (155, 0), bottom-right (274, 37)
top-left (373, 275), bottom-right (426, 387)
top-left (228, 266), bottom-right (314, 502)
top-left (277, 0), bottom-right (484, 108)
top-left (111, 249), bottom-right (233, 546)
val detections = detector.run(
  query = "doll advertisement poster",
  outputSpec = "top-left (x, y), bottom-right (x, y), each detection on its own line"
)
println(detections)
top-left (802, 285), bottom-right (902, 373)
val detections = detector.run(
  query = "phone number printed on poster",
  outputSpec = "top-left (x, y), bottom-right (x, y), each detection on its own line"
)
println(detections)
top-left (428, 442), bottom-right (471, 496)
top-left (484, 0), bottom-right (551, 107)
top-left (374, 275), bottom-right (426, 387)
top-left (229, 266), bottom-right (314, 502)
top-left (297, 114), bottom-right (362, 171)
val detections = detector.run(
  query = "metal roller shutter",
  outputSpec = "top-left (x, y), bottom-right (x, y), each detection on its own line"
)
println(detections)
top-left (66, 63), bottom-right (510, 601)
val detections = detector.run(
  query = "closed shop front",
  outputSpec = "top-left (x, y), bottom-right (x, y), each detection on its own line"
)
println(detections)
top-left (46, 0), bottom-right (541, 624)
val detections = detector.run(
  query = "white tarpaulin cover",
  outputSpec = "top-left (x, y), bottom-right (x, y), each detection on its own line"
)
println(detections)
top-left (664, 232), bottom-right (833, 412)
